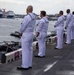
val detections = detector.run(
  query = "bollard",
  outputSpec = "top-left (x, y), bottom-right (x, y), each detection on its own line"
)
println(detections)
top-left (1, 52), bottom-right (6, 63)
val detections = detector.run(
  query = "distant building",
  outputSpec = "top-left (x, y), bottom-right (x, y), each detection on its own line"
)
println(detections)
top-left (5, 11), bottom-right (15, 18)
top-left (48, 14), bottom-right (59, 21)
top-left (0, 9), bottom-right (3, 18)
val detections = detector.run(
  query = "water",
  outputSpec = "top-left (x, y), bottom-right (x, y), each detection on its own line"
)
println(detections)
top-left (0, 18), bottom-right (56, 42)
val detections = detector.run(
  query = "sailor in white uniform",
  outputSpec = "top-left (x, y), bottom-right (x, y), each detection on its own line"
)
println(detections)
top-left (54, 11), bottom-right (65, 49)
top-left (35, 11), bottom-right (49, 57)
top-left (71, 11), bottom-right (74, 40)
top-left (65, 9), bottom-right (73, 44)
top-left (17, 5), bottom-right (36, 70)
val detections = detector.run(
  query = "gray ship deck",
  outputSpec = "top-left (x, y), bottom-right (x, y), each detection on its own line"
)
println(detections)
top-left (0, 40), bottom-right (74, 75)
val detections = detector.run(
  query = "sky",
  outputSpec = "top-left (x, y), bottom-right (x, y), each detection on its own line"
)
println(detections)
top-left (0, 0), bottom-right (74, 15)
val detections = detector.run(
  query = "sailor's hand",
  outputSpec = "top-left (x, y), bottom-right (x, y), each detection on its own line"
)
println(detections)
top-left (65, 26), bottom-right (67, 29)
top-left (20, 33), bottom-right (22, 37)
top-left (54, 25), bottom-right (56, 27)
top-left (36, 32), bottom-right (39, 37)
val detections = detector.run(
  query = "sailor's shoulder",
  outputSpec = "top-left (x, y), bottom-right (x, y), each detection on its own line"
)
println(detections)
top-left (38, 19), bottom-right (44, 24)
top-left (26, 14), bottom-right (30, 17)
top-left (41, 18), bottom-right (45, 22)
top-left (24, 14), bottom-right (31, 20)
top-left (73, 15), bottom-right (74, 18)
top-left (67, 13), bottom-right (72, 17)
top-left (58, 16), bottom-right (63, 20)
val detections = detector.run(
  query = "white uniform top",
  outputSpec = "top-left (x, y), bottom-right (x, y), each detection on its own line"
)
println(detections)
top-left (66, 13), bottom-right (73, 27)
top-left (36, 17), bottom-right (49, 33)
top-left (20, 13), bottom-right (36, 34)
top-left (54, 15), bottom-right (65, 29)
top-left (72, 15), bottom-right (74, 26)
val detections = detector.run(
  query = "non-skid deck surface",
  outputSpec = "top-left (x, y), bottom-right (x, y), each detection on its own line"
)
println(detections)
top-left (0, 40), bottom-right (74, 75)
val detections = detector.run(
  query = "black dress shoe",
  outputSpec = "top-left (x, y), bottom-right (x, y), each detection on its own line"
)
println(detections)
top-left (54, 47), bottom-right (60, 49)
top-left (54, 47), bottom-right (58, 49)
top-left (64, 43), bottom-right (67, 44)
top-left (17, 66), bottom-right (29, 70)
top-left (54, 47), bottom-right (62, 50)
top-left (34, 55), bottom-right (45, 58)
top-left (29, 67), bottom-right (32, 69)
top-left (64, 43), bottom-right (71, 44)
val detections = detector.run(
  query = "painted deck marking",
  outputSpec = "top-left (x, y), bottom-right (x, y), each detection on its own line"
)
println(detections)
top-left (44, 61), bottom-right (58, 72)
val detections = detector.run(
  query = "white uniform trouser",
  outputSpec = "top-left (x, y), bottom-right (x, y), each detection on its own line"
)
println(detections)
top-left (66, 26), bottom-right (72, 44)
top-left (21, 32), bottom-right (34, 68)
top-left (37, 32), bottom-right (46, 56)
top-left (56, 28), bottom-right (63, 49)
top-left (71, 26), bottom-right (74, 40)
